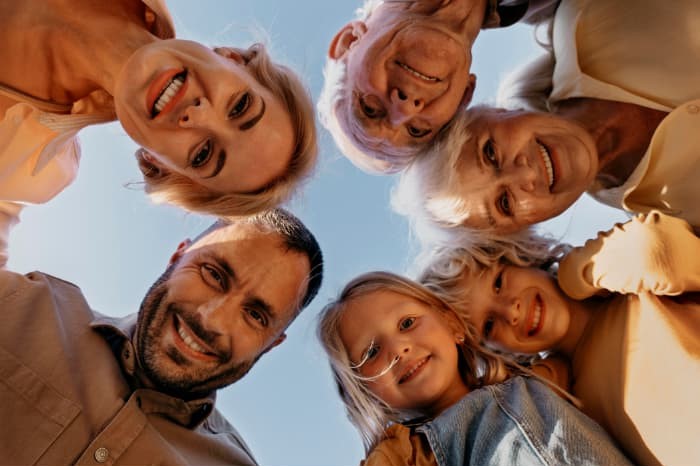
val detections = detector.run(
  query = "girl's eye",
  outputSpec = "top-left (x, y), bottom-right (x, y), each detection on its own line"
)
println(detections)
top-left (399, 316), bottom-right (416, 330)
top-left (497, 191), bottom-right (513, 216)
top-left (191, 140), bottom-right (212, 168)
top-left (493, 270), bottom-right (504, 293)
top-left (483, 139), bottom-right (498, 166)
top-left (364, 343), bottom-right (379, 360)
top-left (483, 317), bottom-right (495, 339)
top-left (229, 92), bottom-right (251, 118)
top-left (407, 125), bottom-right (431, 138)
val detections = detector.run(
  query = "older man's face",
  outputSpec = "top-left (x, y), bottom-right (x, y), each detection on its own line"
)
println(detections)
top-left (330, 8), bottom-right (476, 154)
top-left (135, 223), bottom-right (310, 398)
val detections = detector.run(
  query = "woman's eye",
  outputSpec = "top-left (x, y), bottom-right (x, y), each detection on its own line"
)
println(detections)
top-left (229, 92), bottom-right (251, 118)
top-left (483, 317), bottom-right (495, 339)
top-left (201, 264), bottom-right (226, 290)
top-left (483, 139), bottom-right (498, 166)
top-left (497, 191), bottom-right (513, 216)
top-left (493, 270), bottom-right (504, 293)
top-left (399, 317), bottom-right (416, 330)
top-left (191, 140), bottom-right (212, 168)
top-left (407, 125), bottom-right (432, 138)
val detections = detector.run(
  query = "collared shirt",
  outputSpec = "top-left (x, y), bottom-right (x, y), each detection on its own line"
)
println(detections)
top-left (0, 270), bottom-right (258, 465)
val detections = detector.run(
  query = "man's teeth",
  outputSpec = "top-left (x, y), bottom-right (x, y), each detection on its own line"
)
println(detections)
top-left (154, 75), bottom-right (185, 113)
top-left (537, 142), bottom-right (554, 189)
top-left (529, 301), bottom-right (542, 335)
top-left (397, 62), bottom-right (439, 82)
top-left (177, 322), bottom-right (208, 354)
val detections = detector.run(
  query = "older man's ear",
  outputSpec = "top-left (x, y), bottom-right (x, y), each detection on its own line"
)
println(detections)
top-left (462, 74), bottom-right (477, 106)
top-left (328, 21), bottom-right (367, 60)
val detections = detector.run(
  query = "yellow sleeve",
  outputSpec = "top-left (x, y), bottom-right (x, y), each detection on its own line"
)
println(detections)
top-left (558, 211), bottom-right (700, 299)
top-left (362, 424), bottom-right (437, 466)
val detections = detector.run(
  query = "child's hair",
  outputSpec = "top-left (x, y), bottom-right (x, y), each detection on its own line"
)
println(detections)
top-left (317, 271), bottom-right (523, 452)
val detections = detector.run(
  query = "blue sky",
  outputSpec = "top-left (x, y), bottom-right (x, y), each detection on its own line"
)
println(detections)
top-left (9, 1), bottom-right (628, 465)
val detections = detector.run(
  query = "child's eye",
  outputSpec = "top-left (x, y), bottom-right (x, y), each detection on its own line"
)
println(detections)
top-left (483, 317), bottom-right (495, 339)
top-left (493, 270), bottom-right (504, 293)
top-left (399, 316), bottom-right (416, 330)
top-left (363, 342), bottom-right (379, 361)
top-left (483, 139), bottom-right (498, 167)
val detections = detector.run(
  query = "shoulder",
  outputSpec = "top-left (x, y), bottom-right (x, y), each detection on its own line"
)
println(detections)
top-left (0, 270), bottom-right (80, 302)
top-left (200, 408), bottom-right (257, 460)
top-left (364, 424), bottom-right (435, 466)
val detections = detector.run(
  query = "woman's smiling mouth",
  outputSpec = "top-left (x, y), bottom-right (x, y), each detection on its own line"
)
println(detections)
top-left (148, 69), bottom-right (188, 118)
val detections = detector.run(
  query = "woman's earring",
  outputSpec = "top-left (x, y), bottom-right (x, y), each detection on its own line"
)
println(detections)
top-left (456, 335), bottom-right (465, 344)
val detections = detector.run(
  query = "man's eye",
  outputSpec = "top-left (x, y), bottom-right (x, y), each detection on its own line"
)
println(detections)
top-left (483, 317), bottom-right (495, 339)
top-left (191, 140), bottom-right (212, 168)
top-left (245, 308), bottom-right (268, 327)
top-left (229, 92), bottom-right (251, 118)
top-left (493, 269), bottom-right (504, 293)
top-left (201, 264), bottom-right (225, 289)
top-left (407, 125), bottom-right (431, 138)
top-left (497, 192), bottom-right (513, 216)
top-left (399, 316), bottom-right (416, 330)
top-left (359, 96), bottom-right (383, 119)
top-left (483, 139), bottom-right (498, 167)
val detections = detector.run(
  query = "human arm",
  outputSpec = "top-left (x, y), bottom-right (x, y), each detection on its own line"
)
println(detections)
top-left (558, 211), bottom-right (700, 299)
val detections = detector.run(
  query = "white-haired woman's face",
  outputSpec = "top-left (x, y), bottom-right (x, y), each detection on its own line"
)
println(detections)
top-left (114, 39), bottom-right (294, 194)
top-left (443, 109), bottom-right (598, 233)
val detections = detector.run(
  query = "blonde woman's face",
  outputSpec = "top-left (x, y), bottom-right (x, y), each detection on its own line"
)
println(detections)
top-left (461, 264), bottom-right (574, 355)
top-left (115, 39), bottom-right (295, 194)
top-left (446, 109), bottom-right (598, 233)
top-left (338, 290), bottom-right (469, 417)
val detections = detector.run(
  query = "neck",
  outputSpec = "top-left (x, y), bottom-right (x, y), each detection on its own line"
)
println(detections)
top-left (553, 297), bottom-right (598, 358)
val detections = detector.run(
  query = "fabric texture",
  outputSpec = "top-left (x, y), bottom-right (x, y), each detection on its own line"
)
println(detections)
top-left (0, 0), bottom-right (175, 269)
top-left (483, 0), bottom-right (560, 28)
top-left (557, 211), bottom-right (700, 466)
top-left (0, 270), bottom-right (258, 465)
top-left (548, 0), bottom-right (700, 228)
top-left (363, 377), bottom-right (632, 466)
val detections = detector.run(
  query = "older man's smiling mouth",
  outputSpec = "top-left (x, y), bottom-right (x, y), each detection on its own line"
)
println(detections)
top-left (396, 61), bottom-right (440, 82)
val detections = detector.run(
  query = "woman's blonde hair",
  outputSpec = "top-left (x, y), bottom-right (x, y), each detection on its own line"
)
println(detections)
top-left (139, 43), bottom-right (317, 217)
top-left (317, 271), bottom-right (522, 452)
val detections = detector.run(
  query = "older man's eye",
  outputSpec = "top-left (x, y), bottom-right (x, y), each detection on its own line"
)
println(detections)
top-left (201, 264), bottom-right (226, 290)
top-left (483, 139), bottom-right (498, 167)
top-left (497, 191), bottom-right (513, 217)
top-left (359, 95), bottom-right (384, 119)
top-left (191, 140), bottom-right (213, 168)
top-left (229, 92), bottom-right (251, 118)
top-left (407, 125), bottom-right (431, 138)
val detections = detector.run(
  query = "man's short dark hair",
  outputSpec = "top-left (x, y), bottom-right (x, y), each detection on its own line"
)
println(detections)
top-left (195, 209), bottom-right (323, 311)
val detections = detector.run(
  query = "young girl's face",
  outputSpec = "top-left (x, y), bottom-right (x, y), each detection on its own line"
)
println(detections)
top-left (462, 264), bottom-right (574, 354)
top-left (338, 290), bottom-right (469, 417)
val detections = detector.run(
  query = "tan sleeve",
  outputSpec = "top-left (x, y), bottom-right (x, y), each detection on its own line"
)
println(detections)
top-left (0, 202), bottom-right (23, 269)
top-left (363, 425), bottom-right (437, 466)
top-left (558, 211), bottom-right (700, 299)
top-left (530, 354), bottom-right (571, 392)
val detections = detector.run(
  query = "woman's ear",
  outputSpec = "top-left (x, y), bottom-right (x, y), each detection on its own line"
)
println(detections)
top-left (135, 148), bottom-right (169, 180)
top-left (214, 46), bottom-right (256, 65)
top-left (329, 21), bottom-right (367, 60)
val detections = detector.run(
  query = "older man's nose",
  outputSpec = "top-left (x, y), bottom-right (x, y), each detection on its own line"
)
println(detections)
top-left (388, 88), bottom-right (424, 124)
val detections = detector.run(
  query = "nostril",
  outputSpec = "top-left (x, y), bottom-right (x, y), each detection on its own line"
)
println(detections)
top-left (194, 97), bottom-right (201, 107)
top-left (413, 99), bottom-right (421, 107)
top-left (181, 115), bottom-right (189, 123)
top-left (397, 90), bottom-right (407, 101)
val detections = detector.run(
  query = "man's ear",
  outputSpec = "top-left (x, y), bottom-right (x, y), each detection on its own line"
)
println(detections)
top-left (263, 333), bottom-right (287, 355)
top-left (460, 73), bottom-right (477, 107)
top-left (328, 21), bottom-right (367, 60)
top-left (169, 239), bottom-right (192, 265)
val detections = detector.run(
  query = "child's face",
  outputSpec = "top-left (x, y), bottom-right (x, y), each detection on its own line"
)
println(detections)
top-left (462, 264), bottom-right (574, 354)
top-left (338, 290), bottom-right (469, 417)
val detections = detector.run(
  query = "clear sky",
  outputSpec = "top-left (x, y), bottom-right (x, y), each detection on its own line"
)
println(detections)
top-left (8, 1), bottom-right (628, 465)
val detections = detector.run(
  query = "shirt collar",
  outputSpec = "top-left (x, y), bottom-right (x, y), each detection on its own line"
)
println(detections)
top-left (90, 313), bottom-right (217, 428)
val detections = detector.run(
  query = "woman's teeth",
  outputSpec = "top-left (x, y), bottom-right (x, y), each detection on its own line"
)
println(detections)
top-left (396, 61), bottom-right (439, 82)
top-left (528, 300), bottom-right (542, 336)
top-left (153, 73), bottom-right (186, 115)
top-left (537, 142), bottom-right (555, 189)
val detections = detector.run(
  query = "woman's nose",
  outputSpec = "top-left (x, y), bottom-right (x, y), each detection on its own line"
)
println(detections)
top-left (179, 97), bottom-right (211, 127)
top-left (509, 152), bottom-right (537, 192)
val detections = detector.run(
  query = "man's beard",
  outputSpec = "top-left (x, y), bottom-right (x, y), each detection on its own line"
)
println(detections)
top-left (133, 265), bottom-right (257, 400)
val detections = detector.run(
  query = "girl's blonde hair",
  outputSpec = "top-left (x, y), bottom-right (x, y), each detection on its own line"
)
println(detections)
top-left (139, 43), bottom-right (317, 217)
top-left (317, 271), bottom-right (523, 452)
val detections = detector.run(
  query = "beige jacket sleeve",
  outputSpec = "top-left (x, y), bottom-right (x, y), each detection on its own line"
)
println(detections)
top-left (558, 211), bottom-right (700, 299)
top-left (0, 202), bottom-right (22, 269)
top-left (361, 424), bottom-right (437, 466)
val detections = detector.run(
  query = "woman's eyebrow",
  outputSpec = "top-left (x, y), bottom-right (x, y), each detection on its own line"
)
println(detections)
top-left (240, 98), bottom-right (266, 131)
top-left (204, 150), bottom-right (227, 178)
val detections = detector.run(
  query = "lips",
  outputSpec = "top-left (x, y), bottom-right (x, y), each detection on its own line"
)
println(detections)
top-left (173, 314), bottom-right (219, 360)
top-left (526, 295), bottom-right (545, 337)
top-left (398, 356), bottom-right (430, 384)
top-left (536, 140), bottom-right (555, 190)
top-left (147, 68), bottom-right (188, 118)
top-left (395, 61), bottom-right (440, 82)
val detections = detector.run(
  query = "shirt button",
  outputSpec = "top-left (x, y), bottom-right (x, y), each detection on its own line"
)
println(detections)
top-left (687, 104), bottom-right (699, 114)
top-left (94, 447), bottom-right (109, 463)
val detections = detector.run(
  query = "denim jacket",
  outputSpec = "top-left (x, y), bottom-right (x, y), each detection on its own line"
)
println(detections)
top-left (416, 377), bottom-right (632, 466)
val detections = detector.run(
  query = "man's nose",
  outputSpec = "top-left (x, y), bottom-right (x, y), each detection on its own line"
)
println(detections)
top-left (179, 96), bottom-right (213, 127)
top-left (388, 87), bottom-right (424, 125)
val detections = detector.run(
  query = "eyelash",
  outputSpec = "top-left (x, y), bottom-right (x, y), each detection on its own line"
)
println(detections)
top-left (483, 139), bottom-right (498, 167)
top-left (191, 140), bottom-right (213, 168)
top-left (245, 307), bottom-right (268, 328)
top-left (201, 263), bottom-right (227, 290)
top-left (407, 125), bottom-right (431, 138)
top-left (498, 191), bottom-right (514, 217)
top-left (229, 92), bottom-right (251, 119)
top-left (359, 95), bottom-right (385, 119)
